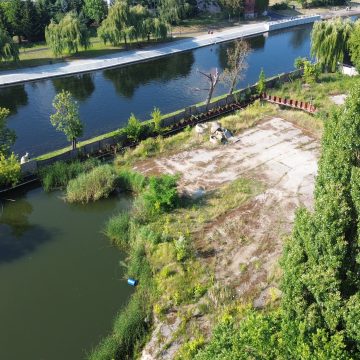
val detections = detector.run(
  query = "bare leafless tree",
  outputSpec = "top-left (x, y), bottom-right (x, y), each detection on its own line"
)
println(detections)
top-left (221, 40), bottom-right (252, 95)
top-left (198, 68), bottom-right (220, 106)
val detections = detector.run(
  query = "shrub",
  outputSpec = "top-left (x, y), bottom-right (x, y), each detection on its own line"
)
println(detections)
top-left (176, 336), bottom-right (205, 360)
top-left (151, 107), bottom-right (164, 134)
top-left (294, 56), bottom-right (307, 69)
top-left (66, 164), bottom-right (117, 203)
top-left (271, 2), bottom-right (289, 10)
top-left (39, 158), bottom-right (99, 191)
top-left (118, 168), bottom-right (147, 193)
top-left (141, 175), bottom-right (179, 217)
top-left (257, 68), bottom-right (266, 94)
top-left (104, 212), bottom-right (131, 249)
top-left (175, 235), bottom-right (190, 262)
top-left (124, 113), bottom-right (142, 143)
top-left (0, 153), bottom-right (21, 188)
top-left (303, 60), bottom-right (320, 84)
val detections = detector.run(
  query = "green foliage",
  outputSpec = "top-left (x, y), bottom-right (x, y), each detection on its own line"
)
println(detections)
top-left (98, 0), bottom-right (168, 46)
top-left (141, 174), bottom-right (179, 217)
top-left (176, 336), bottom-right (205, 360)
top-left (255, 0), bottom-right (269, 13)
top-left (194, 309), bottom-right (283, 359)
top-left (311, 18), bottom-right (353, 72)
top-left (98, 0), bottom-right (130, 46)
top-left (159, 0), bottom-right (192, 25)
top-left (271, 2), bottom-right (289, 10)
top-left (294, 56), bottom-right (307, 69)
top-left (124, 113), bottom-right (142, 143)
top-left (0, 27), bottom-right (18, 61)
top-left (88, 289), bottom-right (151, 360)
top-left (348, 20), bottom-right (360, 73)
top-left (303, 60), bottom-right (320, 84)
top-left (66, 164), bottom-right (117, 203)
top-left (151, 107), bottom-right (163, 134)
top-left (280, 80), bottom-right (360, 358)
top-left (50, 90), bottom-right (84, 149)
top-left (0, 107), bottom-right (15, 156)
top-left (45, 12), bottom-right (90, 56)
top-left (257, 68), bottom-right (266, 94)
top-left (84, 0), bottom-right (107, 24)
top-left (174, 234), bottom-right (190, 262)
top-left (0, 152), bottom-right (20, 187)
top-left (39, 158), bottom-right (100, 191)
top-left (218, 0), bottom-right (244, 20)
top-left (105, 212), bottom-right (131, 249)
top-left (117, 168), bottom-right (147, 193)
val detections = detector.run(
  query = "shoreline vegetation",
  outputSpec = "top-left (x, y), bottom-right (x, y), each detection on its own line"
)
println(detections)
top-left (37, 66), bottom-right (360, 359)
top-left (33, 70), bottom-right (349, 163)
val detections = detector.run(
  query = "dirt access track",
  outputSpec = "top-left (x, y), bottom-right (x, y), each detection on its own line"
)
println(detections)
top-left (139, 117), bottom-right (320, 359)
top-left (136, 117), bottom-right (319, 297)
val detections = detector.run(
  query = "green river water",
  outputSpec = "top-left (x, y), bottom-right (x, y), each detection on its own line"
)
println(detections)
top-left (0, 185), bottom-right (133, 360)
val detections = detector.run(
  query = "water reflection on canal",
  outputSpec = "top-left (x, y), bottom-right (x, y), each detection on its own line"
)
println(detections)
top-left (1, 24), bottom-right (312, 156)
top-left (0, 186), bottom-right (132, 360)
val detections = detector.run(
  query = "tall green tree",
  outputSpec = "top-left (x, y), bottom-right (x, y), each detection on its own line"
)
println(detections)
top-left (158, 0), bottom-right (190, 25)
top-left (98, 0), bottom-right (130, 46)
top-left (0, 28), bottom-right (19, 62)
top-left (348, 20), bottom-right (360, 73)
top-left (311, 18), bottom-right (353, 72)
top-left (2, 0), bottom-right (24, 42)
top-left (45, 12), bottom-right (90, 56)
top-left (50, 90), bottom-right (84, 149)
top-left (281, 81), bottom-right (360, 358)
top-left (84, 0), bottom-right (107, 24)
top-left (21, 0), bottom-right (41, 41)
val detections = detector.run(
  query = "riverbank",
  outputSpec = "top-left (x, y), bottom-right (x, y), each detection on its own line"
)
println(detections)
top-left (0, 16), bottom-right (318, 87)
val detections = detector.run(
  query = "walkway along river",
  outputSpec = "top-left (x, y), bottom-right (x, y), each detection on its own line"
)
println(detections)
top-left (0, 186), bottom-right (133, 360)
top-left (1, 23), bottom-right (313, 157)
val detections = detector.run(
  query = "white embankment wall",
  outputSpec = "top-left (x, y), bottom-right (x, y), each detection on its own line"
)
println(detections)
top-left (266, 15), bottom-right (321, 31)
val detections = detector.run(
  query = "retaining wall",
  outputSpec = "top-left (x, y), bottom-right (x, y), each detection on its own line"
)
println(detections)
top-left (21, 69), bottom-right (303, 176)
top-left (266, 15), bottom-right (321, 31)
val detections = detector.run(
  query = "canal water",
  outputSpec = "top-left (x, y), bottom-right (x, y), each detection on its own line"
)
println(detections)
top-left (1, 24), bottom-right (312, 156)
top-left (0, 186), bottom-right (133, 360)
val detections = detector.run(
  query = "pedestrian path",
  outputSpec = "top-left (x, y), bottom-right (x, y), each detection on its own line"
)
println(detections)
top-left (0, 16), bottom-right (319, 86)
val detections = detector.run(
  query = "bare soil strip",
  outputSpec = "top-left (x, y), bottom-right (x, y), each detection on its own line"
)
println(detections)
top-left (138, 117), bottom-right (319, 359)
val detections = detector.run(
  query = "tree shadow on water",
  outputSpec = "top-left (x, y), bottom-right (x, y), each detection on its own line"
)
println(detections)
top-left (0, 197), bottom-right (53, 264)
top-left (0, 225), bottom-right (53, 264)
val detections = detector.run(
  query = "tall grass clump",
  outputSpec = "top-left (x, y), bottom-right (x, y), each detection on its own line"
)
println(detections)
top-left (117, 168), bottom-right (147, 193)
top-left (66, 164), bottom-right (117, 203)
top-left (39, 158), bottom-right (99, 191)
top-left (88, 289), bottom-right (152, 360)
top-left (105, 212), bottom-right (131, 249)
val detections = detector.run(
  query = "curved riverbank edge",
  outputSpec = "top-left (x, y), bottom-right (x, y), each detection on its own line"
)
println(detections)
top-left (0, 16), bottom-right (318, 87)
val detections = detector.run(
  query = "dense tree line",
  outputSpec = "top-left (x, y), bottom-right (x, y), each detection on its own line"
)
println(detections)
top-left (193, 80), bottom-right (360, 360)
top-left (311, 18), bottom-right (360, 73)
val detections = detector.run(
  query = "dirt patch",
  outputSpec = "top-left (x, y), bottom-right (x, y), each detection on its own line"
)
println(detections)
top-left (139, 117), bottom-right (319, 359)
top-left (330, 94), bottom-right (347, 105)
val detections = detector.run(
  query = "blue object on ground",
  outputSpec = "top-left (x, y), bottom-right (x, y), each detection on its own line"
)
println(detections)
top-left (127, 278), bottom-right (138, 286)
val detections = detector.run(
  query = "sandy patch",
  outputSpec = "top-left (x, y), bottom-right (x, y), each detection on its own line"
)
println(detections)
top-left (330, 94), bottom-right (347, 105)
top-left (140, 117), bottom-right (319, 359)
